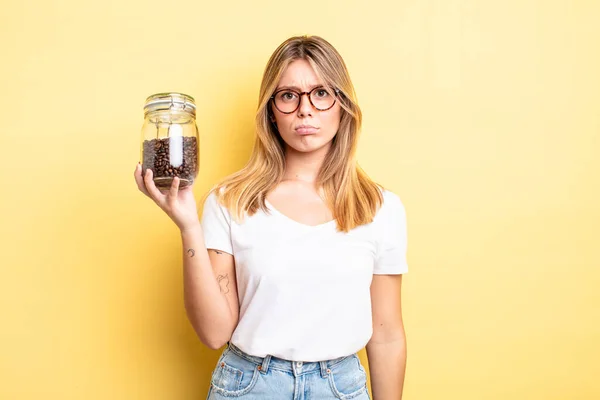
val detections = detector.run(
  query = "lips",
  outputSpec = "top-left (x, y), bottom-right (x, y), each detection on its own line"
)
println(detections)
top-left (295, 125), bottom-right (319, 135)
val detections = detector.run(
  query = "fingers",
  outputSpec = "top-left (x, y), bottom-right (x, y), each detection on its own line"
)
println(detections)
top-left (143, 168), bottom-right (166, 204)
top-left (135, 163), bottom-right (183, 207)
top-left (134, 163), bottom-right (150, 197)
top-left (169, 176), bottom-right (180, 198)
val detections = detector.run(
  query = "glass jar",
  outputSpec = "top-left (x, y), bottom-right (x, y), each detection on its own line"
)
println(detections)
top-left (140, 92), bottom-right (199, 190)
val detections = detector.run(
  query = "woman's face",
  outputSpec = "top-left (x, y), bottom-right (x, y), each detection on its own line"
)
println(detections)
top-left (270, 59), bottom-right (342, 155)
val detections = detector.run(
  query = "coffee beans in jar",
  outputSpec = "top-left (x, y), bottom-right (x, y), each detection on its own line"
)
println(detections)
top-left (140, 93), bottom-right (199, 190)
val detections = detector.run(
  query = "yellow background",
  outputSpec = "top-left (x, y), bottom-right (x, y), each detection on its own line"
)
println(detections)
top-left (1, 0), bottom-right (598, 399)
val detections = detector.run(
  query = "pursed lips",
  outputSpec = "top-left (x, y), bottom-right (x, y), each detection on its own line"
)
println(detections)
top-left (295, 125), bottom-right (319, 135)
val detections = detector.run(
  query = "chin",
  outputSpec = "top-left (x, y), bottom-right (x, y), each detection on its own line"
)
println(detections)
top-left (288, 138), bottom-right (331, 154)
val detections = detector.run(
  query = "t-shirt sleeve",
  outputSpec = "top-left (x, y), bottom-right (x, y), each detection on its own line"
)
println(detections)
top-left (200, 190), bottom-right (234, 255)
top-left (374, 191), bottom-right (409, 275)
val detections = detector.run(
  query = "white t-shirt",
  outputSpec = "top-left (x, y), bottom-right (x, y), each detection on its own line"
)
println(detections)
top-left (200, 188), bottom-right (408, 362)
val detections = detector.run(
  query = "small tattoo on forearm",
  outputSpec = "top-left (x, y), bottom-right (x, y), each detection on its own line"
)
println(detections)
top-left (217, 274), bottom-right (230, 294)
top-left (187, 248), bottom-right (195, 257)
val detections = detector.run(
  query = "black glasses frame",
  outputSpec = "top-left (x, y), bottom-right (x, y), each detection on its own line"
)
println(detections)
top-left (270, 87), bottom-right (341, 114)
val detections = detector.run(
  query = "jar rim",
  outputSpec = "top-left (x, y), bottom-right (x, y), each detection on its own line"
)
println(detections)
top-left (145, 91), bottom-right (195, 103)
top-left (144, 92), bottom-right (196, 116)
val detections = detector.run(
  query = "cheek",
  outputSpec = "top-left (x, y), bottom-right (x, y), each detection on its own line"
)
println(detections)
top-left (324, 108), bottom-right (342, 131)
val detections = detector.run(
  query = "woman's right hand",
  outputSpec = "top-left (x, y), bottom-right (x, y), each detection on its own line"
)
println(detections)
top-left (134, 163), bottom-right (201, 233)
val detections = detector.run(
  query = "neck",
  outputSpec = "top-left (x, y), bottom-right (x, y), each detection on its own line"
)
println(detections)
top-left (282, 144), bottom-right (331, 185)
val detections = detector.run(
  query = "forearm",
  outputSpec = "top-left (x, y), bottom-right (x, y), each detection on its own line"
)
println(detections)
top-left (180, 225), bottom-right (233, 349)
top-left (366, 336), bottom-right (407, 400)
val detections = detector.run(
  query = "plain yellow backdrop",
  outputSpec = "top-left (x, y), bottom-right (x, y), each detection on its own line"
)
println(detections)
top-left (1, 0), bottom-right (598, 399)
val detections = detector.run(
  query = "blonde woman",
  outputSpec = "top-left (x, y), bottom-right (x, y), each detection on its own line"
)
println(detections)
top-left (134, 35), bottom-right (408, 400)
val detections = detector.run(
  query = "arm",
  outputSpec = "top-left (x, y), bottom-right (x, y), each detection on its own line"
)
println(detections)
top-left (366, 274), bottom-right (407, 400)
top-left (133, 166), bottom-right (238, 350)
top-left (181, 225), bottom-right (240, 350)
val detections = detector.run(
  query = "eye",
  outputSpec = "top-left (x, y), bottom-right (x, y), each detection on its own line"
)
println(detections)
top-left (315, 89), bottom-right (330, 98)
top-left (278, 91), bottom-right (298, 101)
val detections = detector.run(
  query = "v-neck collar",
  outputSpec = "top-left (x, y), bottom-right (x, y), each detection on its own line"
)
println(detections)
top-left (264, 199), bottom-right (337, 229)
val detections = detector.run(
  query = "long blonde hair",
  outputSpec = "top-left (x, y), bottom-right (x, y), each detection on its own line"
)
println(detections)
top-left (209, 35), bottom-right (384, 232)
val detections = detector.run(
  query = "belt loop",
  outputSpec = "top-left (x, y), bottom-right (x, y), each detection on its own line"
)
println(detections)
top-left (259, 354), bottom-right (272, 374)
top-left (320, 361), bottom-right (329, 378)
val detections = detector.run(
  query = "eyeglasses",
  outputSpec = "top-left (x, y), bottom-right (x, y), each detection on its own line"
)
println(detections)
top-left (270, 86), bottom-right (340, 114)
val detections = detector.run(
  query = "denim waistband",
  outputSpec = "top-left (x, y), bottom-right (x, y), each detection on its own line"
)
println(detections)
top-left (225, 341), bottom-right (354, 376)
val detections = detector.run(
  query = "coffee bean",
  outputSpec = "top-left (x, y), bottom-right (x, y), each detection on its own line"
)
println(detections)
top-left (142, 136), bottom-right (198, 190)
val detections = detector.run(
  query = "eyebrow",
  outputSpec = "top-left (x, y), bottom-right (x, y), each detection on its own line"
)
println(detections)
top-left (275, 84), bottom-right (324, 91)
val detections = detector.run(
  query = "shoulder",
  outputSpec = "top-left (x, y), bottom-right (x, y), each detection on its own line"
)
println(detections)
top-left (370, 187), bottom-right (407, 230)
top-left (202, 186), bottom-right (230, 215)
top-left (376, 188), bottom-right (405, 216)
top-left (204, 185), bottom-right (227, 202)
top-left (202, 186), bottom-right (219, 206)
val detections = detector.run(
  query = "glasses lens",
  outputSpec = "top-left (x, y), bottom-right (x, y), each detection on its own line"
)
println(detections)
top-left (310, 88), bottom-right (335, 110)
top-left (274, 90), bottom-right (299, 113)
top-left (273, 88), bottom-right (336, 113)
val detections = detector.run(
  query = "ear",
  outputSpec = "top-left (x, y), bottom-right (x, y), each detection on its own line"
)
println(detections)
top-left (268, 109), bottom-right (277, 125)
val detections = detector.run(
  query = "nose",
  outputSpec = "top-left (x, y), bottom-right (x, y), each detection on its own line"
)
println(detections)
top-left (297, 93), bottom-right (313, 117)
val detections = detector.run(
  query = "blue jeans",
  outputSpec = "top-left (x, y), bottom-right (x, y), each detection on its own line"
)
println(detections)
top-left (207, 342), bottom-right (371, 399)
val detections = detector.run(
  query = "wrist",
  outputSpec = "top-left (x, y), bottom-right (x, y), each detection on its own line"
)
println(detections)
top-left (179, 222), bottom-right (203, 235)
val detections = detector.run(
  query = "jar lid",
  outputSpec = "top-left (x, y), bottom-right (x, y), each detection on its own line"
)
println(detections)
top-left (144, 92), bottom-right (196, 116)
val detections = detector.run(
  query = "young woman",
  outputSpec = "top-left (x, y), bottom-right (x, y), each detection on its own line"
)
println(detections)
top-left (135, 35), bottom-right (408, 400)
